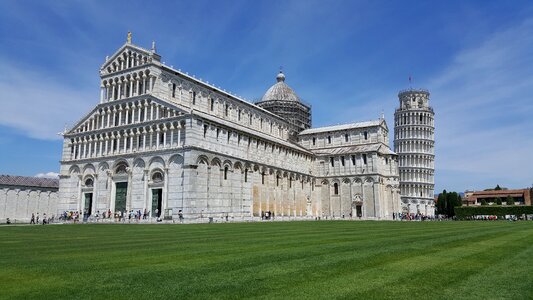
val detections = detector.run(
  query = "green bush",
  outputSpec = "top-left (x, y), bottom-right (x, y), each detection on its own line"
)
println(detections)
top-left (455, 206), bottom-right (533, 220)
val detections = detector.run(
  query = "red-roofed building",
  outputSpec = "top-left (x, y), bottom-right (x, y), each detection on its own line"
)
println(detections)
top-left (463, 189), bottom-right (532, 206)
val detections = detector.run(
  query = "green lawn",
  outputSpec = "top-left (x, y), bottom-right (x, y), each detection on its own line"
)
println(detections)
top-left (0, 221), bottom-right (532, 299)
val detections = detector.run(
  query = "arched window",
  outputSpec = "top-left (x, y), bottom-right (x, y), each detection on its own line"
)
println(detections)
top-left (152, 171), bottom-right (163, 182)
top-left (224, 166), bottom-right (228, 180)
top-left (84, 178), bottom-right (94, 187)
top-left (244, 169), bottom-right (248, 183)
top-left (333, 183), bottom-right (339, 195)
top-left (115, 163), bottom-right (128, 174)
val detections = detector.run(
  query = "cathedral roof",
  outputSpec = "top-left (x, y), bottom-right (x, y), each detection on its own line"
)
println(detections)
top-left (298, 119), bottom-right (384, 135)
top-left (260, 71), bottom-right (301, 103)
top-left (0, 175), bottom-right (59, 189)
top-left (312, 144), bottom-right (396, 156)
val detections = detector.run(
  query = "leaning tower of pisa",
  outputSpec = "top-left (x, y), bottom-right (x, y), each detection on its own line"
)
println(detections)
top-left (394, 89), bottom-right (435, 216)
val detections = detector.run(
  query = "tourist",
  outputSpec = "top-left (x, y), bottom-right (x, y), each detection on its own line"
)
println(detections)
top-left (30, 213), bottom-right (35, 224)
top-left (42, 213), bottom-right (47, 225)
top-left (36, 213), bottom-right (40, 224)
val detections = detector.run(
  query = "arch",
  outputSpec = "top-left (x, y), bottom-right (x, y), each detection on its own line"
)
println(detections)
top-left (233, 161), bottom-right (243, 171)
top-left (69, 165), bottom-right (80, 175)
top-left (364, 177), bottom-right (374, 184)
top-left (168, 154), bottom-right (184, 166)
top-left (222, 160), bottom-right (233, 170)
top-left (211, 157), bottom-right (222, 167)
top-left (196, 155), bottom-right (209, 165)
top-left (150, 169), bottom-right (164, 183)
top-left (98, 162), bottom-right (109, 172)
top-left (112, 159), bottom-right (129, 170)
top-left (114, 161), bottom-right (129, 175)
top-left (133, 157), bottom-right (146, 169)
top-left (82, 164), bottom-right (96, 175)
top-left (149, 156), bottom-right (165, 169)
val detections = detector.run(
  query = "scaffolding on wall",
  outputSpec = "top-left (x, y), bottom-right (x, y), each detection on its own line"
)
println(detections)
top-left (256, 99), bottom-right (312, 136)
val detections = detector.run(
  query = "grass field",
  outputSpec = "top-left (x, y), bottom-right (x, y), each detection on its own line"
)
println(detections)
top-left (1, 221), bottom-right (532, 299)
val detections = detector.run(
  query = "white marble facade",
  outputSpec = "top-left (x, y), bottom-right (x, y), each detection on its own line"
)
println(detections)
top-left (58, 37), bottom-right (403, 222)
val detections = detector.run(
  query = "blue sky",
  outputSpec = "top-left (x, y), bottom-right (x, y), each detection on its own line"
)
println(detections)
top-left (0, 0), bottom-right (532, 192)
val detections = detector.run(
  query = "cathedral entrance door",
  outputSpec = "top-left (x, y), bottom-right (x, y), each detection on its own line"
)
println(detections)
top-left (151, 189), bottom-right (162, 218)
top-left (356, 205), bottom-right (362, 218)
top-left (115, 182), bottom-right (128, 213)
top-left (84, 193), bottom-right (93, 217)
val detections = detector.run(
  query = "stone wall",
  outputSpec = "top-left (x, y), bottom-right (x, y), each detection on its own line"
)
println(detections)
top-left (0, 187), bottom-right (58, 223)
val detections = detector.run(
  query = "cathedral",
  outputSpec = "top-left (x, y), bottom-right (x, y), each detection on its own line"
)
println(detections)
top-left (58, 35), bottom-right (434, 222)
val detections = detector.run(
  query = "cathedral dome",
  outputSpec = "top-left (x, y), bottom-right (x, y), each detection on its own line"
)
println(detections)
top-left (260, 71), bottom-right (301, 102)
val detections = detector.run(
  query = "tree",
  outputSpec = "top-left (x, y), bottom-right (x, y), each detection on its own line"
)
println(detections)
top-left (436, 190), bottom-right (462, 217)
top-left (495, 185), bottom-right (502, 190)
top-left (437, 190), bottom-right (447, 215)
top-left (506, 195), bottom-right (514, 206)
top-left (480, 199), bottom-right (487, 206)
top-left (495, 197), bottom-right (502, 205)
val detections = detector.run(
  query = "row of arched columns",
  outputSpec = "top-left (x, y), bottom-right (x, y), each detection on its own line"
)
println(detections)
top-left (395, 126), bottom-right (434, 140)
top-left (399, 154), bottom-right (434, 169)
top-left (68, 154), bottom-right (183, 217)
top-left (101, 70), bottom-right (155, 102)
top-left (395, 140), bottom-right (434, 154)
top-left (75, 99), bottom-right (179, 134)
top-left (105, 50), bottom-right (150, 74)
top-left (395, 110), bottom-right (434, 126)
top-left (399, 168), bottom-right (434, 185)
top-left (400, 183), bottom-right (434, 199)
top-left (69, 121), bottom-right (185, 160)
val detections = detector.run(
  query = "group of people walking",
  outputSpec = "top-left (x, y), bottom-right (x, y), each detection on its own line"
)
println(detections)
top-left (29, 212), bottom-right (53, 225)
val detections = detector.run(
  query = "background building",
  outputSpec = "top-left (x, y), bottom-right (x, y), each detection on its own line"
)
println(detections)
top-left (464, 189), bottom-right (532, 205)
top-left (394, 89), bottom-right (435, 215)
top-left (0, 175), bottom-right (59, 223)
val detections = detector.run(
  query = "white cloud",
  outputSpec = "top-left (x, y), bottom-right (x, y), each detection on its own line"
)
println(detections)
top-left (427, 18), bottom-right (533, 191)
top-left (35, 172), bottom-right (59, 179)
top-left (0, 60), bottom-right (96, 140)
